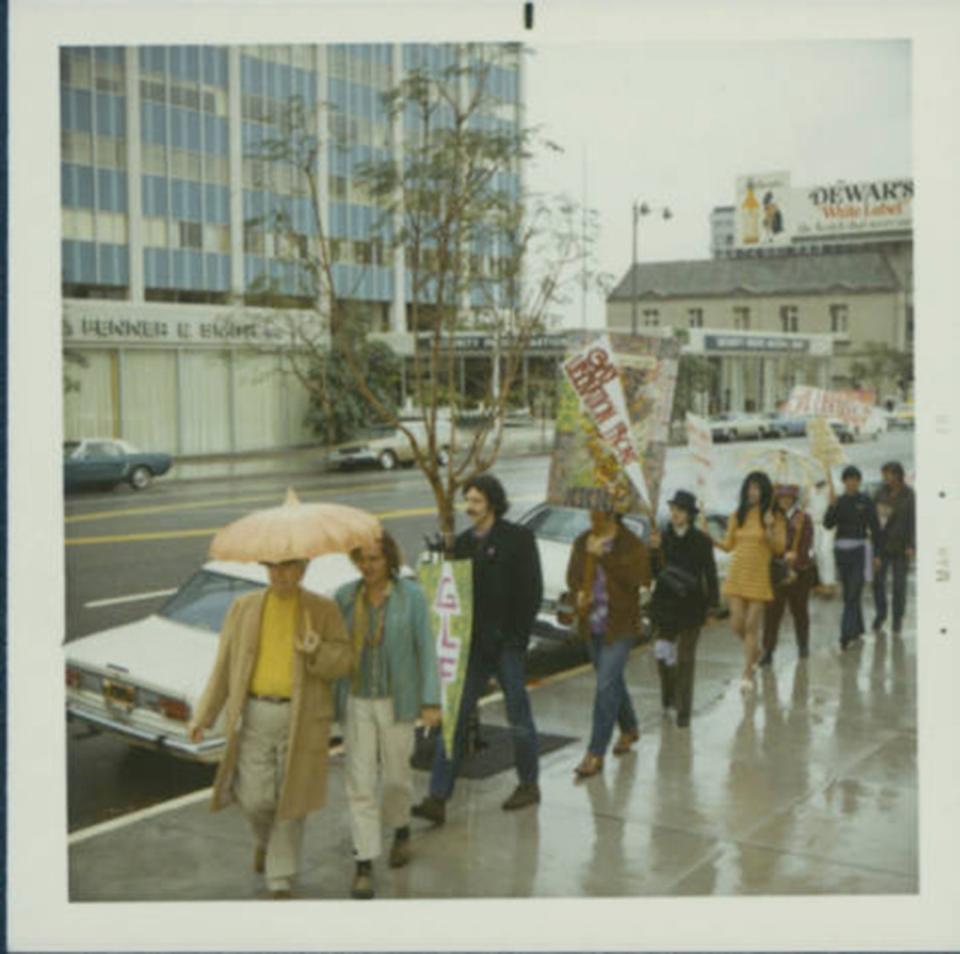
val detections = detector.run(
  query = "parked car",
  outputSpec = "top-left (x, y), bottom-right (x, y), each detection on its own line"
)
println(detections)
top-left (888, 403), bottom-right (915, 429)
top-left (709, 412), bottom-right (766, 442)
top-left (761, 412), bottom-right (807, 439)
top-left (64, 554), bottom-right (361, 762)
top-left (328, 424), bottom-right (450, 471)
top-left (827, 418), bottom-right (856, 444)
top-left (516, 502), bottom-right (731, 643)
top-left (64, 438), bottom-right (173, 492)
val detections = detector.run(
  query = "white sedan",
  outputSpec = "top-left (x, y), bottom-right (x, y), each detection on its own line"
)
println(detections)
top-left (64, 554), bottom-right (361, 763)
top-left (516, 503), bottom-right (731, 643)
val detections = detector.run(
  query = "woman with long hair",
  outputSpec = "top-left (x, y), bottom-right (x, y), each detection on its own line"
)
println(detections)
top-left (714, 471), bottom-right (787, 691)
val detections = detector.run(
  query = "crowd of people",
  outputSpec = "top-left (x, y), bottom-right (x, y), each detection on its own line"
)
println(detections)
top-left (187, 461), bottom-right (914, 900)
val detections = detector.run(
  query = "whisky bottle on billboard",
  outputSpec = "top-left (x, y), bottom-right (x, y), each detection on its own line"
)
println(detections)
top-left (741, 182), bottom-right (759, 245)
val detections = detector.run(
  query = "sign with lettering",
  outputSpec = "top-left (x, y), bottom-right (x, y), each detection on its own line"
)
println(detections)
top-left (62, 314), bottom-right (292, 347)
top-left (418, 559), bottom-right (473, 759)
top-left (415, 332), bottom-right (568, 354)
top-left (783, 385), bottom-right (872, 428)
top-left (548, 332), bottom-right (680, 516)
top-left (704, 334), bottom-right (811, 353)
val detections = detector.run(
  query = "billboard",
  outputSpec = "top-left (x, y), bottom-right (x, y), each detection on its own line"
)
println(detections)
top-left (735, 171), bottom-right (792, 248)
top-left (733, 173), bottom-right (913, 248)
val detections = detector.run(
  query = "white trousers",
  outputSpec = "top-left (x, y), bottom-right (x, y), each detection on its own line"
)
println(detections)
top-left (344, 695), bottom-right (416, 861)
top-left (232, 699), bottom-right (305, 892)
top-left (814, 525), bottom-right (837, 586)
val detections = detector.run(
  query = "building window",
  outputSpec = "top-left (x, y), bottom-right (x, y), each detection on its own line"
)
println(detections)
top-left (688, 308), bottom-right (704, 328)
top-left (204, 224), bottom-right (231, 253)
top-left (62, 208), bottom-right (95, 241)
top-left (329, 175), bottom-right (347, 199)
top-left (829, 303), bottom-right (849, 334)
top-left (178, 221), bottom-right (203, 249)
top-left (733, 307), bottom-right (751, 330)
top-left (780, 305), bottom-right (798, 333)
top-left (642, 308), bottom-right (659, 327)
top-left (143, 216), bottom-right (168, 247)
top-left (61, 129), bottom-right (93, 165)
top-left (244, 223), bottom-right (265, 254)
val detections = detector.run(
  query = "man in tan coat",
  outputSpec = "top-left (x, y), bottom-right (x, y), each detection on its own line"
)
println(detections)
top-left (188, 559), bottom-right (352, 898)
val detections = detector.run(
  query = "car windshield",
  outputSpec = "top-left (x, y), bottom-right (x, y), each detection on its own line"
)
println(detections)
top-left (524, 506), bottom-right (649, 543)
top-left (158, 570), bottom-right (264, 633)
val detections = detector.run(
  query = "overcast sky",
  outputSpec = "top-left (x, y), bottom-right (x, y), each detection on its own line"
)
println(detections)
top-left (523, 39), bottom-right (912, 327)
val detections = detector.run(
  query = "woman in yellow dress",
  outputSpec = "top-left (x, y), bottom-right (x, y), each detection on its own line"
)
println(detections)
top-left (714, 471), bottom-right (787, 691)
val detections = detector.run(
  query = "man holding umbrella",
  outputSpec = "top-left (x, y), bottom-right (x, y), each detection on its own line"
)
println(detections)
top-left (188, 492), bottom-right (363, 899)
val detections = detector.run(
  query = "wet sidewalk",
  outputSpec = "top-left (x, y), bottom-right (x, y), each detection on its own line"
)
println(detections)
top-left (69, 591), bottom-right (917, 901)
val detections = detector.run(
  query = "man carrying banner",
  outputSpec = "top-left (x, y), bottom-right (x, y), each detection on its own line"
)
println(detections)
top-left (413, 473), bottom-right (544, 824)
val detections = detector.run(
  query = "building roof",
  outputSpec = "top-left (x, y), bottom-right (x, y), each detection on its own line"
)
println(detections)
top-left (608, 251), bottom-right (901, 302)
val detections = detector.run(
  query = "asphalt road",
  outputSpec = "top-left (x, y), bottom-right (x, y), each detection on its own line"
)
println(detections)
top-left (64, 430), bottom-right (915, 832)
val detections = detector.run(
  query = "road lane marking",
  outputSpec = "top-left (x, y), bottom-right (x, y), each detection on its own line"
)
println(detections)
top-left (65, 480), bottom-right (409, 524)
top-left (65, 496), bottom-right (540, 546)
top-left (85, 588), bottom-right (178, 609)
top-left (68, 786), bottom-right (214, 845)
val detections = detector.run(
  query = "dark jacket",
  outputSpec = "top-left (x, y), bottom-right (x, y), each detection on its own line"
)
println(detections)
top-left (566, 524), bottom-right (651, 644)
top-left (874, 484), bottom-right (916, 555)
top-left (649, 525), bottom-right (719, 635)
top-left (453, 518), bottom-right (543, 654)
top-left (824, 492), bottom-right (881, 544)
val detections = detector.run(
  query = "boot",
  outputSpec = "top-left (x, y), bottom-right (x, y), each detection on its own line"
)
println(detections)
top-left (411, 794), bottom-right (446, 825)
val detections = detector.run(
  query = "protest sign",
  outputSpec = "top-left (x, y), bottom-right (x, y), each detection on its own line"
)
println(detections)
top-left (548, 333), bottom-right (680, 515)
top-left (685, 412), bottom-right (715, 508)
top-left (806, 415), bottom-right (847, 466)
top-left (417, 559), bottom-right (473, 758)
top-left (784, 385), bottom-right (872, 429)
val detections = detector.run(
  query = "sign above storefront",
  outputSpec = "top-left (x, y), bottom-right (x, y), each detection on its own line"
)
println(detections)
top-left (704, 334), bottom-right (811, 353)
top-left (62, 308), bottom-right (300, 347)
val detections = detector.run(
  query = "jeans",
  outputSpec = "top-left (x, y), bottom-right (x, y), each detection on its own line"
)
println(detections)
top-left (429, 645), bottom-right (538, 799)
top-left (834, 547), bottom-right (866, 645)
top-left (586, 635), bottom-right (638, 756)
top-left (873, 552), bottom-right (908, 632)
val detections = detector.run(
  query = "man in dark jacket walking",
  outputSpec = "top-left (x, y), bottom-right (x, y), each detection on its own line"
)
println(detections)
top-left (824, 465), bottom-right (882, 650)
top-left (648, 490), bottom-right (719, 728)
top-left (413, 473), bottom-right (544, 824)
top-left (872, 461), bottom-right (915, 638)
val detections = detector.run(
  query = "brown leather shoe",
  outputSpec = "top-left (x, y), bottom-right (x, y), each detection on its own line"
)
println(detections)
top-left (350, 863), bottom-right (374, 900)
top-left (574, 753), bottom-right (604, 779)
top-left (501, 782), bottom-right (540, 811)
top-left (254, 845), bottom-right (266, 874)
top-left (389, 837), bottom-right (412, 869)
top-left (612, 728), bottom-right (640, 756)
top-left (411, 795), bottom-right (446, 825)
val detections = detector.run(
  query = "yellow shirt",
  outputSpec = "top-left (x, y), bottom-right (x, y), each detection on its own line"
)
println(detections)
top-left (249, 590), bottom-right (300, 698)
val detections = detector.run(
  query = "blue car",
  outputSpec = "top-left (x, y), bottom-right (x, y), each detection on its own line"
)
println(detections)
top-left (762, 413), bottom-right (807, 438)
top-left (64, 438), bottom-right (173, 492)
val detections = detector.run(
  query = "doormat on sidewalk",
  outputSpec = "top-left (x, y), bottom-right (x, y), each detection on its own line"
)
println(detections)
top-left (411, 725), bottom-right (578, 780)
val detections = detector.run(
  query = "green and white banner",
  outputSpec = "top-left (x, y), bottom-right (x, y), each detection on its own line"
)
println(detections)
top-left (417, 559), bottom-right (473, 759)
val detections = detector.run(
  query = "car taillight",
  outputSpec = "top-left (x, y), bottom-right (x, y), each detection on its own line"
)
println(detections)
top-left (66, 666), bottom-right (81, 689)
top-left (158, 697), bottom-right (191, 721)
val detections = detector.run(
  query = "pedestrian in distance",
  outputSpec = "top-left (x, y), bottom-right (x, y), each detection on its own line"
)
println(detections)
top-left (188, 559), bottom-right (352, 899)
top-left (412, 473), bottom-right (544, 825)
top-left (648, 490), bottom-right (719, 728)
top-left (823, 464), bottom-right (882, 651)
top-left (566, 505), bottom-right (651, 777)
top-left (713, 471), bottom-right (787, 693)
top-left (759, 484), bottom-right (815, 665)
top-left (333, 531), bottom-right (441, 900)
top-left (871, 461), bottom-right (915, 638)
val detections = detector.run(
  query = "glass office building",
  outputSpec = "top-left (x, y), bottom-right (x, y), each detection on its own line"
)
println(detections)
top-left (60, 43), bottom-right (524, 454)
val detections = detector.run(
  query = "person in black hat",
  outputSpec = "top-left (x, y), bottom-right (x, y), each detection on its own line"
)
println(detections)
top-left (648, 490), bottom-right (719, 728)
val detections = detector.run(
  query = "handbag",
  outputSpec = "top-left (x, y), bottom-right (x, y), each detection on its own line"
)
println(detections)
top-left (655, 563), bottom-right (700, 600)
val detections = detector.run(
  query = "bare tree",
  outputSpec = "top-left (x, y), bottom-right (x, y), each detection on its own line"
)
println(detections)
top-left (246, 45), bottom-right (599, 548)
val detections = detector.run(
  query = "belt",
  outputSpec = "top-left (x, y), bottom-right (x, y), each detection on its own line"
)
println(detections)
top-left (249, 693), bottom-right (291, 704)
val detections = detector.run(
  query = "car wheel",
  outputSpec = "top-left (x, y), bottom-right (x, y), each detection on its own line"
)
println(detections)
top-left (378, 450), bottom-right (398, 471)
top-left (129, 466), bottom-right (152, 490)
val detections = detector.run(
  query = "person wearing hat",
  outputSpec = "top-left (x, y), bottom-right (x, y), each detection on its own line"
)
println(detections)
top-left (648, 490), bottom-right (719, 728)
top-left (565, 504), bottom-right (651, 776)
top-left (759, 484), bottom-right (815, 665)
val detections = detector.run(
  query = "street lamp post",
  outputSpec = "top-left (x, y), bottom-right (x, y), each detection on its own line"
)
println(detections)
top-left (631, 200), bottom-right (672, 336)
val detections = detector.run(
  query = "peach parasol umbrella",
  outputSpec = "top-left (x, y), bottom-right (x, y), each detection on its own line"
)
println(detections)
top-left (208, 488), bottom-right (381, 563)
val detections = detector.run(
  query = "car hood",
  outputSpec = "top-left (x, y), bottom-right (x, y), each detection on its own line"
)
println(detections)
top-left (64, 615), bottom-right (219, 701)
